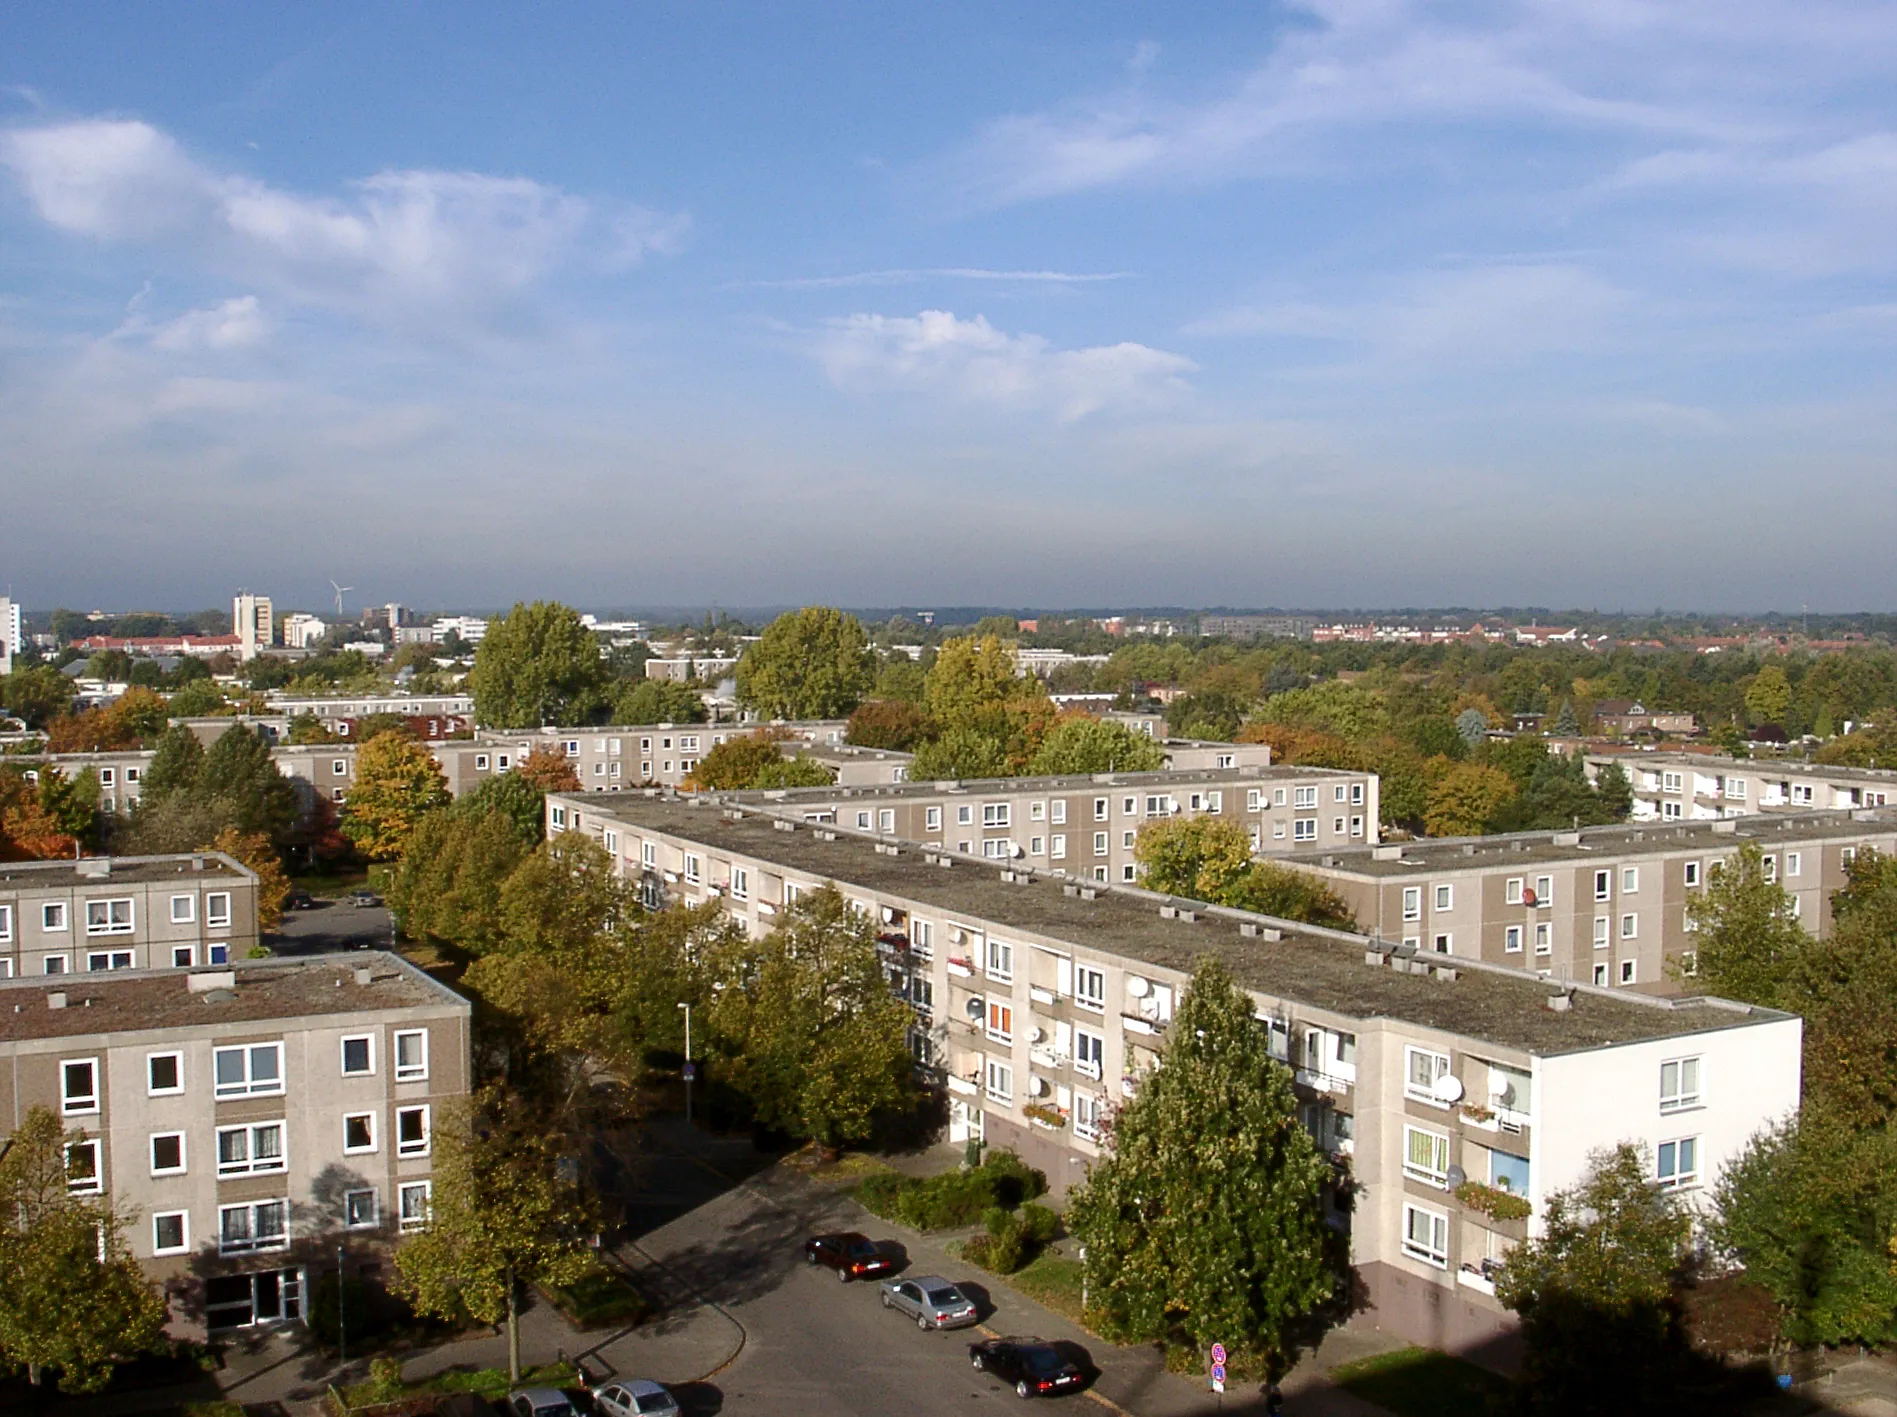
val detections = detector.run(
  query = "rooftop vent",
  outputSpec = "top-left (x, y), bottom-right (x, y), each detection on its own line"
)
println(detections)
top-left (1372, 845), bottom-right (1403, 861)
top-left (1461, 844), bottom-right (1476, 856)
top-left (191, 854), bottom-right (206, 871)
top-left (1240, 922), bottom-right (1283, 941)
top-left (1063, 883), bottom-right (1081, 897)
top-left (47, 991), bottom-right (67, 1010)
top-left (1553, 832), bottom-right (1581, 846)
top-left (1079, 886), bottom-right (1099, 901)
top-left (1711, 819), bottom-right (1738, 835)
top-left (188, 970), bottom-right (238, 994)
top-left (772, 819), bottom-right (796, 832)
top-left (76, 858), bottom-right (111, 879)
top-left (1546, 989), bottom-right (1574, 1013)
top-left (354, 967), bottom-right (374, 986)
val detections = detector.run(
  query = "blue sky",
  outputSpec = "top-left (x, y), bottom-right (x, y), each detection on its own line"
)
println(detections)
top-left (2, 1), bottom-right (1894, 613)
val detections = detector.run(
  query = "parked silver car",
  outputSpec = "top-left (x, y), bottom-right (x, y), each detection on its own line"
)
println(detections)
top-left (878, 1274), bottom-right (981, 1330)
top-left (593, 1379), bottom-right (680, 1417)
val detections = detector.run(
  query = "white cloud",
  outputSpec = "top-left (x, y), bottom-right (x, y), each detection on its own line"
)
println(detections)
top-left (0, 119), bottom-right (688, 330)
top-left (813, 310), bottom-right (1194, 421)
top-left (151, 296), bottom-right (270, 352)
top-left (741, 268), bottom-right (1133, 290)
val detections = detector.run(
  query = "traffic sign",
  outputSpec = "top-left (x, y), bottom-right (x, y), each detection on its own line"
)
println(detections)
top-left (1212, 1364), bottom-right (1227, 1383)
top-left (1211, 1343), bottom-right (1228, 1365)
top-left (682, 1061), bottom-right (697, 1082)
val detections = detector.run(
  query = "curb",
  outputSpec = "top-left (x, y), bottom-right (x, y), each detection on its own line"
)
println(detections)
top-left (607, 1238), bottom-right (750, 1386)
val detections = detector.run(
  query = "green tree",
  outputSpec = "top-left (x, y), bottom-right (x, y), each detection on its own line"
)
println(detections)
top-left (1712, 1114), bottom-right (1897, 1348)
top-left (1551, 698), bottom-right (1580, 736)
top-left (734, 607), bottom-right (874, 720)
top-left (498, 832), bottom-right (634, 958)
top-left (1744, 664), bottom-right (1793, 727)
top-left (0, 665), bottom-right (78, 728)
top-left (1683, 842), bottom-right (1807, 1006)
top-left (683, 732), bottom-right (790, 790)
top-left (845, 700), bottom-right (933, 750)
top-left (1225, 863), bottom-right (1358, 931)
top-left (922, 634), bottom-right (1018, 725)
top-left (1423, 762), bottom-right (1517, 837)
top-left (1593, 760), bottom-right (1634, 821)
top-left (752, 756), bottom-right (836, 788)
top-left (468, 602), bottom-right (611, 729)
top-left (908, 725), bottom-right (1012, 782)
top-left (611, 678), bottom-right (707, 725)
top-left (0, 1107), bottom-right (168, 1391)
top-left (388, 808), bottom-right (529, 953)
top-left (1027, 717), bottom-right (1166, 775)
top-left (1135, 816), bottom-right (1255, 902)
top-left (342, 732), bottom-right (450, 861)
top-left (459, 771), bottom-right (557, 845)
top-left (392, 1089), bottom-right (599, 1383)
top-left (197, 725), bottom-right (299, 843)
top-left (1066, 958), bottom-right (1337, 1370)
top-left (165, 679), bottom-right (228, 716)
top-left (705, 886), bottom-right (916, 1151)
top-left (1497, 1144), bottom-right (1693, 1414)
top-left (1455, 707), bottom-right (1491, 749)
top-left (141, 723), bottom-right (205, 802)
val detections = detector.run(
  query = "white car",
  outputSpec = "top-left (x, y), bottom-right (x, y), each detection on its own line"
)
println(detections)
top-left (593, 1379), bottom-right (681, 1417)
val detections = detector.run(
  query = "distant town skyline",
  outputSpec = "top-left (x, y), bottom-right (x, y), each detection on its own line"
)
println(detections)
top-left (2, 2), bottom-right (1893, 608)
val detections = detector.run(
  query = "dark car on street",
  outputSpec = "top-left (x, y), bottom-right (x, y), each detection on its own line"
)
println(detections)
top-left (803, 1231), bottom-right (894, 1282)
top-left (348, 888), bottom-right (383, 908)
top-left (969, 1336), bottom-right (1086, 1398)
top-left (286, 889), bottom-right (316, 910)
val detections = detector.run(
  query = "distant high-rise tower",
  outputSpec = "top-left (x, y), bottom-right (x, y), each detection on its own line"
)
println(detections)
top-left (384, 603), bottom-right (406, 630)
top-left (0, 597), bottom-right (18, 676)
top-left (233, 593), bottom-right (275, 662)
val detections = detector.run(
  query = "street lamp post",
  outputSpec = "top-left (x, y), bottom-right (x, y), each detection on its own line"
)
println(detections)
top-left (677, 1001), bottom-right (693, 1127)
top-left (337, 1244), bottom-right (346, 1372)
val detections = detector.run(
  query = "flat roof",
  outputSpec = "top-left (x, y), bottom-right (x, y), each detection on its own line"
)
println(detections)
top-left (1587, 750), bottom-right (1897, 784)
top-left (1283, 808), bottom-right (1897, 879)
top-left (0, 951), bottom-right (466, 1044)
top-left (704, 761), bottom-right (1362, 808)
top-left (0, 852), bottom-right (253, 891)
top-left (571, 793), bottom-right (1786, 1056)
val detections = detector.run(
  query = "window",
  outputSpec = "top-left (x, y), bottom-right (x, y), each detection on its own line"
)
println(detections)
top-left (1051, 834), bottom-right (1067, 859)
top-left (1786, 851), bottom-right (1801, 878)
top-left (1619, 959), bottom-right (1637, 985)
top-left (973, 989), bottom-right (1016, 1044)
top-left (87, 949), bottom-right (134, 972)
top-left (343, 1113), bottom-right (376, 1154)
top-left (1762, 855), bottom-right (1777, 883)
top-left (42, 953), bottom-right (70, 975)
top-left (153, 1211), bottom-right (189, 1255)
top-left (1402, 887), bottom-right (1422, 921)
top-left (1335, 784), bottom-right (1348, 803)
top-left (332, 759), bottom-right (348, 777)
top-left (1505, 877), bottom-right (1524, 906)
top-left (1123, 796), bottom-right (1137, 816)
top-left (1684, 861), bottom-right (1701, 888)
top-left (549, 805), bottom-right (567, 829)
top-left (984, 1059), bottom-right (1014, 1105)
top-left (1029, 836), bottom-right (1044, 855)
top-left (1334, 816), bottom-right (1345, 834)
top-left (396, 1105), bottom-right (431, 1157)
top-left (1534, 875), bottom-right (1553, 905)
top-left (878, 809), bottom-right (895, 833)
top-left (399, 1181), bottom-right (432, 1230)
top-left (683, 854), bottom-right (701, 884)
top-left (147, 1051), bottom-right (183, 1096)
top-left (1352, 783), bottom-right (1365, 805)
top-left (1727, 778), bottom-right (1747, 800)
top-left (1248, 789), bottom-right (1264, 812)
top-left (1656, 1137), bottom-right (1699, 1190)
top-left (1504, 925), bottom-right (1524, 953)
top-left (219, 1200), bottom-right (290, 1255)
top-left (170, 945), bottom-right (196, 968)
top-left (1273, 787), bottom-right (1287, 806)
top-left (170, 894), bottom-right (196, 924)
top-left (1404, 1047), bottom-right (1450, 1102)
top-left (214, 1043), bottom-right (284, 1098)
top-left (1660, 1057), bottom-right (1701, 1112)
top-left (1621, 867), bottom-right (1639, 893)
top-left (925, 806), bottom-right (942, 831)
top-left (61, 1058), bottom-right (99, 1114)
top-left (395, 1030), bottom-right (429, 1082)
top-left (1402, 1204), bottom-right (1449, 1267)
top-left (1621, 913), bottom-right (1638, 939)
top-left (217, 1122), bottom-right (286, 1176)
top-left (43, 902), bottom-right (68, 931)
top-left (1074, 1028), bottom-right (1105, 1078)
top-left (1433, 932), bottom-right (1452, 954)
top-left (346, 1189), bottom-right (379, 1229)
top-left (1593, 962), bottom-right (1609, 985)
top-left (1403, 1126), bottom-right (1450, 1187)
top-left (910, 976), bottom-right (933, 1012)
top-left (982, 803), bottom-right (1010, 827)
top-left (475, 754), bottom-right (490, 770)
top-left (341, 1035), bottom-right (375, 1077)
top-left (1434, 884), bottom-right (1453, 911)
top-left (957, 805), bottom-right (973, 826)
top-left (855, 811), bottom-right (871, 829)
top-left (150, 1132), bottom-right (187, 1175)
top-left (1093, 797), bottom-right (1109, 821)
top-left (730, 867), bottom-right (748, 900)
top-left (911, 919), bottom-right (933, 957)
top-left (1294, 786), bottom-right (1317, 809)
top-left (1662, 771), bottom-right (1683, 793)
top-left (1593, 916), bottom-right (1609, 948)
top-left (66, 1138), bottom-right (102, 1194)
top-left (1051, 800), bottom-right (1067, 824)
top-left (1075, 965), bottom-right (1107, 1011)
top-left (1293, 818), bottom-right (1317, 842)
top-left (986, 939), bottom-right (1013, 981)
top-left (0, 904), bottom-right (9, 943)
top-left (1093, 832), bottom-right (1109, 856)
top-left (1593, 870), bottom-right (1611, 902)
top-left (1842, 846), bottom-right (1858, 867)
top-left (1534, 923), bottom-right (1551, 955)
top-left (1074, 1093), bottom-right (1103, 1142)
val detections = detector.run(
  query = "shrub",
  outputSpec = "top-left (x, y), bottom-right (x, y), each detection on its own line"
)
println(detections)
top-left (1019, 1202), bottom-right (1059, 1245)
top-left (979, 1149), bottom-right (1047, 1208)
top-left (855, 1150), bottom-right (1050, 1232)
top-left (306, 1272), bottom-right (372, 1348)
top-left (855, 1171), bottom-right (908, 1219)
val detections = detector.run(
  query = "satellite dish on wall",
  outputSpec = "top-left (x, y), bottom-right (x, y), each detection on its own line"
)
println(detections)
top-left (1127, 976), bottom-right (1151, 999)
top-left (965, 997), bottom-right (985, 1020)
top-left (1432, 1074), bottom-right (1466, 1104)
top-left (1029, 1076), bottom-right (1048, 1097)
top-left (1446, 1164), bottom-right (1468, 1188)
top-left (1522, 889), bottom-right (1539, 906)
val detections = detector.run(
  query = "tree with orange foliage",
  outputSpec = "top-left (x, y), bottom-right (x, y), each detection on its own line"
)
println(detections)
top-left (41, 688), bottom-right (170, 754)
top-left (0, 775), bottom-right (79, 861)
top-left (515, 745), bottom-right (582, 794)
top-left (204, 827), bottom-right (290, 931)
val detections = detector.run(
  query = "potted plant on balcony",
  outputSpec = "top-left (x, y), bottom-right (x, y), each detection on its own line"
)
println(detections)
top-left (1023, 1102), bottom-right (1067, 1129)
top-left (1453, 1179), bottom-right (1532, 1221)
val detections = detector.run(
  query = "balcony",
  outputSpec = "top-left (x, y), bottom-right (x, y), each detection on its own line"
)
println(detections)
top-left (1122, 1013), bottom-right (1165, 1037)
top-left (1295, 1068), bottom-right (1354, 1097)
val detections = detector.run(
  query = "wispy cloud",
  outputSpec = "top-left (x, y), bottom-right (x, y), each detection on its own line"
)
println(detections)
top-left (813, 309), bottom-right (1194, 421)
top-left (149, 295), bottom-right (270, 352)
top-left (0, 118), bottom-right (689, 332)
top-left (738, 268), bottom-right (1133, 290)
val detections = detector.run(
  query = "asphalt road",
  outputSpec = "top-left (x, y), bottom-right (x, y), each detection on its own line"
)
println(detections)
top-left (620, 1124), bottom-right (1258, 1417)
top-left (268, 899), bottom-right (395, 956)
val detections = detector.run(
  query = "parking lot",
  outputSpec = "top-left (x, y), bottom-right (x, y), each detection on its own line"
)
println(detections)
top-left (268, 897), bottom-right (395, 956)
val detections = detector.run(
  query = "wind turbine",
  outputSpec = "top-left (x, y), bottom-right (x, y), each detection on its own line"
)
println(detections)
top-left (330, 580), bottom-right (355, 617)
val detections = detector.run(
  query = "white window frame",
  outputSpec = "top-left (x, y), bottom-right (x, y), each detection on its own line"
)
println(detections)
top-left (345, 1188), bottom-right (378, 1229)
top-left (1785, 851), bottom-right (1801, 878)
top-left (1402, 1202), bottom-right (1449, 1268)
top-left (399, 1181), bottom-right (432, 1230)
top-left (170, 894), bottom-right (196, 924)
top-left (1504, 924), bottom-right (1524, 953)
top-left (219, 1199), bottom-right (290, 1255)
top-left (152, 1210), bottom-right (191, 1256)
top-left (213, 1043), bottom-right (286, 1099)
top-left (1402, 887), bottom-right (1422, 922)
top-left (1620, 959), bottom-right (1637, 985)
top-left (982, 803), bottom-right (1011, 828)
top-left (1660, 1056), bottom-right (1701, 1112)
top-left (207, 892), bottom-right (232, 929)
top-left (1505, 877), bottom-right (1524, 905)
top-left (1621, 867), bottom-right (1639, 893)
top-left (61, 1057), bottom-right (99, 1115)
top-left (216, 1120), bottom-right (288, 1177)
top-left (1434, 884), bottom-right (1453, 911)
top-left (394, 1029), bottom-right (430, 1082)
top-left (985, 999), bottom-right (1014, 1043)
top-left (1074, 964), bottom-right (1107, 1012)
top-left (1093, 832), bottom-right (1109, 856)
top-left (343, 1112), bottom-right (377, 1155)
top-left (984, 1058), bottom-right (1014, 1105)
top-left (396, 1104), bottom-right (432, 1158)
top-left (341, 1034), bottom-right (376, 1077)
top-left (1656, 1136), bottom-right (1699, 1190)
top-left (86, 949), bottom-right (135, 972)
top-left (1292, 818), bottom-right (1317, 842)
top-left (66, 1138), bottom-right (103, 1194)
top-left (43, 902), bottom-right (68, 932)
top-left (1404, 1046), bottom-right (1451, 1104)
top-left (1621, 913), bottom-right (1638, 939)
top-left (1402, 1125), bottom-right (1450, 1187)
top-left (1074, 1027), bottom-right (1105, 1079)
top-left (147, 1050), bottom-right (184, 1096)
top-left (150, 1131), bottom-right (188, 1176)
top-left (985, 939), bottom-right (1014, 981)
top-left (1683, 861), bottom-right (1700, 888)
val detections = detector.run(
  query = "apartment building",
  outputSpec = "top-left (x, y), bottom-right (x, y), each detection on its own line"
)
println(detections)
top-left (0, 953), bottom-right (469, 1336)
top-left (0, 853), bottom-right (260, 979)
top-left (452, 720), bottom-right (855, 794)
top-left (553, 792), bottom-right (1800, 1354)
top-left (1587, 751), bottom-right (1897, 821)
top-left (1287, 810), bottom-right (1897, 994)
top-left (696, 762), bottom-right (1378, 882)
top-left (0, 595), bottom-right (19, 676)
top-left (233, 594), bottom-right (275, 662)
top-left (267, 693), bottom-right (474, 722)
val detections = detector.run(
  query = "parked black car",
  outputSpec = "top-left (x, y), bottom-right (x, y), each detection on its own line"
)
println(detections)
top-left (969, 1337), bottom-right (1085, 1398)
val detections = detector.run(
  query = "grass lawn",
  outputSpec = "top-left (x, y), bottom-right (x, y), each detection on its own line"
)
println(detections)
top-left (787, 1147), bottom-right (897, 1185)
top-left (289, 867), bottom-right (370, 897)
top-left (1329, 1346), bottom-right (1512, 1417)
top-left (540, 1267), bottom-right (650, 1329)
top-left (1006, 1252), bottom-right (1086, 1325)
